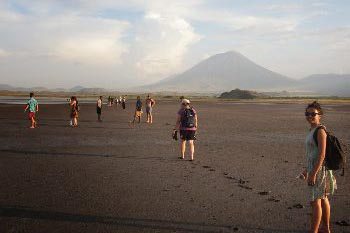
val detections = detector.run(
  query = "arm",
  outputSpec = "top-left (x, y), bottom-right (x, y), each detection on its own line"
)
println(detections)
top-left (195, 115), bottom-right (198, 129)
top-left (175, 114), bottom-right (181, 130)
top-left (308, 128), bottom-right (327, 185)
top-left (24, 104), bottom-right (29, 112)
top-left (36, 104), bottom-right (39, 112)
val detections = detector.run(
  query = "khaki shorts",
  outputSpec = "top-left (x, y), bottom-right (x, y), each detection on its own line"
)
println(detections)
top-left (135, 111), bottom-right (142, 117)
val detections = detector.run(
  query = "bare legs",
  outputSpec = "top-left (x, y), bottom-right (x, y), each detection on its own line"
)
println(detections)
top-left (189, 140), bottom-right (194, 160)
top-left (181, 140), bottom-right (186, 159)
top-left (73, 117), bottom-right (78, 127)
top-left (180, 140), bottom-right (195, 160)
top-left (310, 197), bottom-right (331, 233)
top-left (146, 113), bottom-right (153, 123)
top-left (30, 117), bottom-right (36, 128)
top-left (132, 114), bottom-right (141, 124)
top-left (321, 198), bottom-right (331, 233)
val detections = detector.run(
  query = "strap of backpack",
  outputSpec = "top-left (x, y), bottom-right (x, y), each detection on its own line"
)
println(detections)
top-left (313, 125), bottom-right (326, 146)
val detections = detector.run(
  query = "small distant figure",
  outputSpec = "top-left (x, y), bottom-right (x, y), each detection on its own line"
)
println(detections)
top-left (174, 99), bottom-right (198, 161)
top-left (122, 96), bottom-right (126, 109)
top-left (111, 96), bottom-right (114, 106)
top-left (24, 92), bottom-right (39, 129)
top-left (132, 96), bottom-right (143, 124)
top-left (70, 96), bottom-right (79, 127)
top-left (115, 97), bottom-right (119, 107)
top-left (97, 96), bottom-right (103, 122)
top-left (145, 94), bottom-right (155, 124)
top-left (108, 96), bottom-right (112, 107)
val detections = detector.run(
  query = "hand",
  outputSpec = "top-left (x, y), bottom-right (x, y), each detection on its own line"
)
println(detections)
top-left (172, 130), bottom-right (178, 141)
top-left (301, 170), bottom-right (307, 180)
top-left (297, 171), bottom-right (307, 180)
top-left (307, 173), bottom-right (316, 186)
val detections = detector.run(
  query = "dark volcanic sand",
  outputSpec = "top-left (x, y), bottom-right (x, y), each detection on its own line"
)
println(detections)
top-left (0, 101), bottom-right (349, 233)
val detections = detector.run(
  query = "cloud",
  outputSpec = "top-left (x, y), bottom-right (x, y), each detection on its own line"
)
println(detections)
top-left (0, 0), bottom-right (349, 88)
top-left (1, 14), bottom-right (129, 64)
top-left (124, 11), bottom-right (201, 79)
top-left (50, 16), bottom-right (129, 65)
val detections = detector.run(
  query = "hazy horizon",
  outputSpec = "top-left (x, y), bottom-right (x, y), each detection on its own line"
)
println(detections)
top-left (0, 1), bottom-right (350, 89)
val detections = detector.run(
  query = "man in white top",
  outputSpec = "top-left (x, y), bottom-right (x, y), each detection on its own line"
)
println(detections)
top-left (97, 96), bottom-right (103, 122)
top-left (145, 94), bottom-right (155, 124)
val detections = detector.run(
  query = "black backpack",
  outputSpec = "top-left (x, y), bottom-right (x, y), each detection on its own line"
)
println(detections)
top-left (181, 108), bottom-right (195, 128)
top-left (313, 126), bottom-right (345, 171)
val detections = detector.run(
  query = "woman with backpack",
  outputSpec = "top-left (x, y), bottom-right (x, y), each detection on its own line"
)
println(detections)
top-left (301, 101), bottom-right (336, 233)
top-left (174, 99), bottom-right (198, 161)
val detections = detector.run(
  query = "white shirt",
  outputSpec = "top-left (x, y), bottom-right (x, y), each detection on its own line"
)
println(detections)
top-left (97, 99), bottom-right (102, 108)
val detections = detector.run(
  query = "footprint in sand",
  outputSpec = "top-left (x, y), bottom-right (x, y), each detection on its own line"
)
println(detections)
top-left (202, 165), bottom-right (211, 168)
top-left (288, 204), bottom-right (304, 209)
top-left (267, 197), bottom-right (280, 202)
top-left (238, 184), bottom-right (253, 190)
top-left (335, 220), bottom-right (350, 226)
top-left (226, 176), bottom-right (236, 180)
top-left (258, 191), bottom-right (271, 195)
top-left (238, 179), bottom-right (249, 184)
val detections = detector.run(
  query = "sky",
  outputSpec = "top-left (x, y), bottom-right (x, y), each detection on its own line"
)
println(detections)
top-left (0, 0), bottom-right (349, 89)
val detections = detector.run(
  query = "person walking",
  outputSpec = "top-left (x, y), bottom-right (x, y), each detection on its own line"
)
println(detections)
top-left (174, 99), bottom-right (198, 161)
top-left (122, 96), bottom-right (126, 110)
top-left (145, 94), bottom-right (155, 124)
top-left (132, 96), bottom-right (143, 124)
top-left (24, 92), bottom-right (39, 129)
top-left (301, 101), bottom-right (336, 233)
top-left (70, 96), bottom-right (79, 127)
top-left (97, 96), bottom-right (103, 122)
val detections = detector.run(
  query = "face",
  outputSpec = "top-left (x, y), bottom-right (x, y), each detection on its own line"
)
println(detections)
top-left (305, 107), bottom-right (321, 124)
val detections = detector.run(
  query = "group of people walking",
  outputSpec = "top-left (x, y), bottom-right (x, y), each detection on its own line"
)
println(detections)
top-left (23, 92), bottom-right (343, 233)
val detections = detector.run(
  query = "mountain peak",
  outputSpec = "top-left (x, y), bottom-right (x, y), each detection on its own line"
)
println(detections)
top-left (209, 50), bottom-right (245, 60)
top-left (142, 50), bottom-right (295, 92)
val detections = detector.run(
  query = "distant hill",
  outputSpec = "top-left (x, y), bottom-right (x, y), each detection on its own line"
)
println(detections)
top-left (70, 85), bottom-right (86, 92)
top-left (297, 74), bottom-right (350, 97)
top-left (219, 89), bottom-right (267, 99)
top-left (1, 51), bottom-right (349, 96)
top-left (141, 51), bottom-right (297, 92)
top-left (0, 84), bottom-right (14, 91)
top-left (78, 88), bottom-right (108, 94)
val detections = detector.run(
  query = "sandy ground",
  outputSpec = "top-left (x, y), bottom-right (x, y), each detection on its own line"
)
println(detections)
top-left (0, 100), bottom-right (349, 233)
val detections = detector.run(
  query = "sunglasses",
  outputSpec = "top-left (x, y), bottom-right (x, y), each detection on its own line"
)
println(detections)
top-left (305, 112), bottom-right (320, 117)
